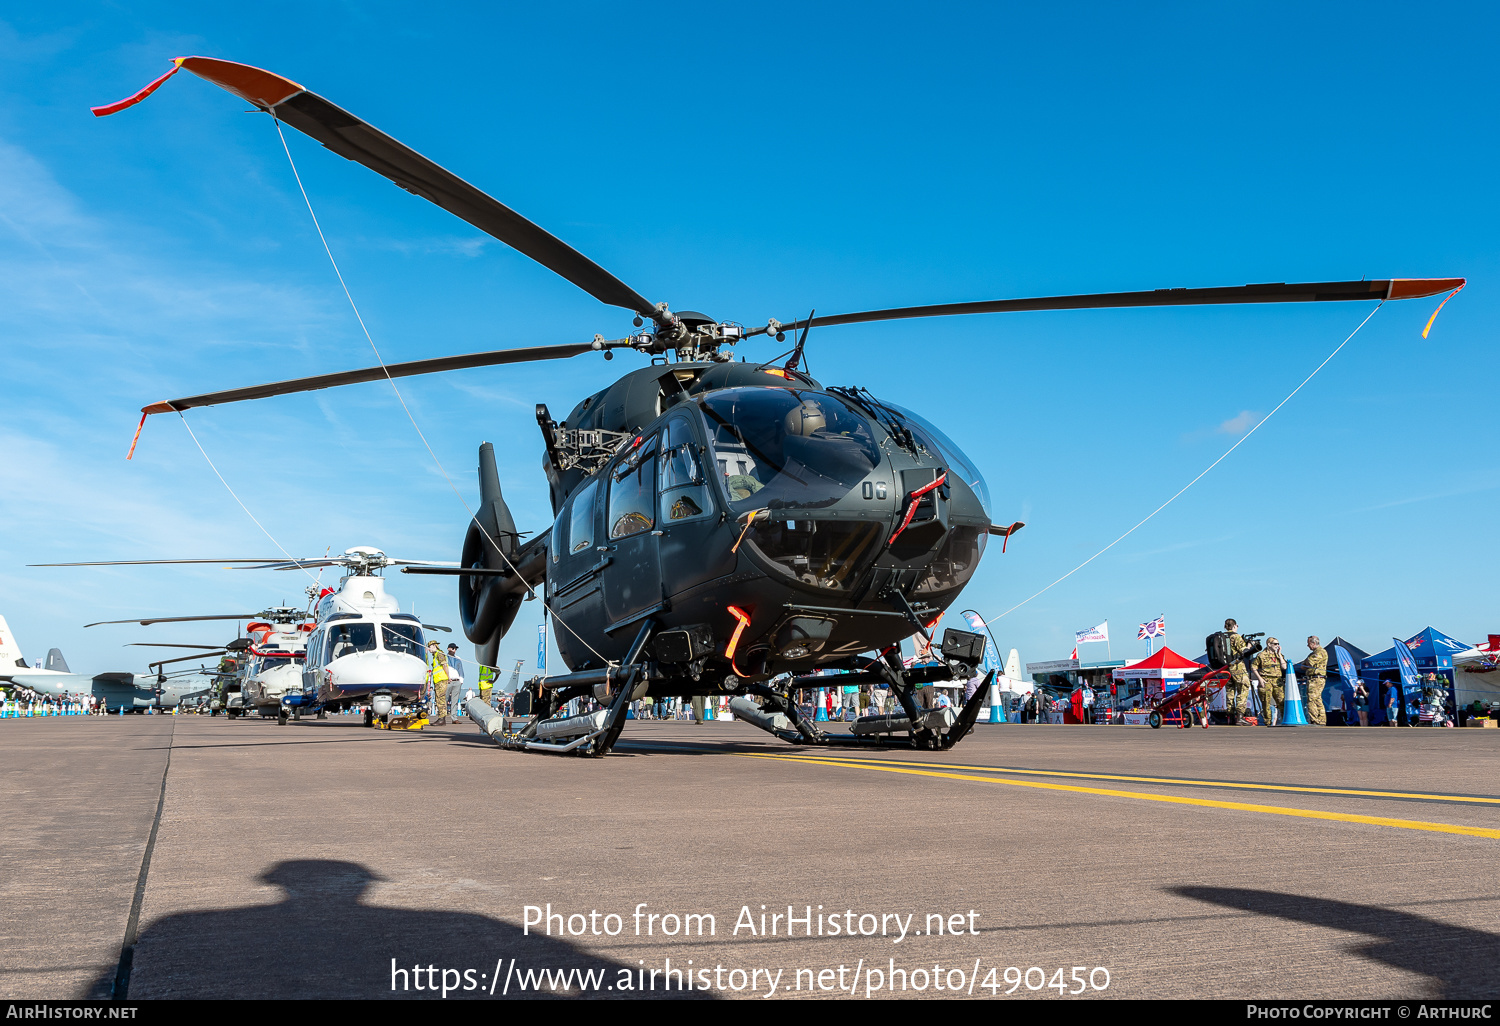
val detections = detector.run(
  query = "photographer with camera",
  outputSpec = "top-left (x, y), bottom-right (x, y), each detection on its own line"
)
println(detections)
top-left (1224, 619), bottom-right (1255, 724)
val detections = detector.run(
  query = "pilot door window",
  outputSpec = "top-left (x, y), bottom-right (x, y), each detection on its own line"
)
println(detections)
top-left (659, 417), bottom-right (713, 523)
top-left (566, 479), bottom-right (599, 557)
top-left (325, 622), bottom-right (376, 662)
top-left (608, 439), bottom-right (658, 540)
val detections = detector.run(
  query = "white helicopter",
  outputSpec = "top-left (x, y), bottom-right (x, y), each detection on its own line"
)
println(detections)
top-left (37, 547), bottom-right (457, 726)
top-left (83, 605), bottom-right (308, 719)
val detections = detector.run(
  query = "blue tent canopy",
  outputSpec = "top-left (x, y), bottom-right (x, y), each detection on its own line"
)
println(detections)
top-left (1362, 626), bottom-right (1472, 672)
top-left (1361, 627), bottom-right (1473, 725)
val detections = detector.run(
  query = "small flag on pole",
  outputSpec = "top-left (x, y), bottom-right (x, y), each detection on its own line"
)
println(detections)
top-left (1074, 621), bottom-right (1109, 645)
top-left (1138, 615), bottom-right (1166, 640)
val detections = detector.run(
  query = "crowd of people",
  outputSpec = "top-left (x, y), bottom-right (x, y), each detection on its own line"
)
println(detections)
top-left (1, 688), bottom-right (109, 715)
top-left (1016, 618), bottom-right (1488, 728)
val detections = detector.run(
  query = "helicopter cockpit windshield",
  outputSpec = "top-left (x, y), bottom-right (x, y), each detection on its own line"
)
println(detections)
top-left (878, 401), bottom-right (992, 520)
top-left (700, 388), bottom-right (882, 512)
top-left (325, 622), bottom-right (376, 662)
top-left (381, 622), bottom-right (424, 657)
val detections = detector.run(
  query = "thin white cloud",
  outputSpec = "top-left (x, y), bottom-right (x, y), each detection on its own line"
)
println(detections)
top-left (1217, 410), bottom-right (1262, 436)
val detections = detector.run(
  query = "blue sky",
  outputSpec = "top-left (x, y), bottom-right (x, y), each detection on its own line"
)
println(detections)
top-left (2, 2), bottom-right (1495, 677)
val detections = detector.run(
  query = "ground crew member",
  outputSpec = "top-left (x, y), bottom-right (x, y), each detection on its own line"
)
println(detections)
top-left (478, 664), bottom-right (496, 707)
top-left (426, 641), bottom-right (450, 724)
top-left (1224, 619), bottom-right (1253, 724)
top-left (445, 643), bottom-right (465, 722)
top-left (1303, 636), bottom-right (1328, 725)
top-left (1251, 637), bottom-right (1286, 726)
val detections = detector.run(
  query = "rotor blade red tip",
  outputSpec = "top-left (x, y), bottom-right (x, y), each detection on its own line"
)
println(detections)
top-left (90, 63), bottom-right (182, 117)
top-left (125, 410), bottom-right (148, 461)
top-left (173, 56), bottom-right (304, 110)
top-left (141, 401), bottom-right (177, 416)
top-left (1387, 277), bottom-right (1466, 300)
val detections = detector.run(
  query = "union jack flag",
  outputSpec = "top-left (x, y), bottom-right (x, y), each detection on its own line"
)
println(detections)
top-left (1138, 616), bottom-right (1165, 640)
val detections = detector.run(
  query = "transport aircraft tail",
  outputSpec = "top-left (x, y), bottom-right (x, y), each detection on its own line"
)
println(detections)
top-left (0, 615), bottom-right (27, 670)
top-left (45, 648), bottom-right (70, 673)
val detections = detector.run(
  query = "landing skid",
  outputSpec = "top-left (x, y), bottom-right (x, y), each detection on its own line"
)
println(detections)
top-left (464, 620), bottom-right (993, 756)
top-left (738, 667), bottom-right (994, 751)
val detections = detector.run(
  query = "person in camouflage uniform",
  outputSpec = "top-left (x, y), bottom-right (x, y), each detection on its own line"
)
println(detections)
top-left (1302, 636), bottom-right (1329, 725)
top-left (1251, 636), bottom-right (1286, 726)
top-left (1224, 619), bottom-right (1254, 724)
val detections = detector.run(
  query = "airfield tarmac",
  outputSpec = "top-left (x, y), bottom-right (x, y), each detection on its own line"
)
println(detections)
top-left (3, 715), bottom-right (1497, 1001)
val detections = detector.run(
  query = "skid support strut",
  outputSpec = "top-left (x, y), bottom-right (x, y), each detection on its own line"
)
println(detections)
top-left (588, 620), bottom-right (655, 757)
top-left (840, 658), bottom-right (993, 750)
top-left (739, 684), bottom-right (821, 744)
top-left (465, 620), bottom-right (654, 756)
top-left (876, 649), bottom-right (939, 749)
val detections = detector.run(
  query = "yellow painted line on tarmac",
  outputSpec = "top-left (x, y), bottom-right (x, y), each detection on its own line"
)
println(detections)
top-left (740, 753), bottom-right (1500, 841)
top-left (762, 752), bottom-right (1500, 806)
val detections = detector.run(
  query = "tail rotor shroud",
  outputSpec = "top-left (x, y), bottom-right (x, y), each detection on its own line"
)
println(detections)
top-left (460, 442), bottom-right (537, 666)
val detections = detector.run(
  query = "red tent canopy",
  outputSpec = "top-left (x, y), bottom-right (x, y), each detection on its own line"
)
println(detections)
top-left (1130, 647), bottom-right (1203, 671)
top-left (1113, 646), bottom-right (1204, 680)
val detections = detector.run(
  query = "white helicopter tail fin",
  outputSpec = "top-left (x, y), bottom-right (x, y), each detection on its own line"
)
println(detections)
top-left (45, 648), bottom-right (71, 673)
top-left (1005, 648), bottom-right (1021, 681)
top-left (0, 615), bottom-right (27, 670)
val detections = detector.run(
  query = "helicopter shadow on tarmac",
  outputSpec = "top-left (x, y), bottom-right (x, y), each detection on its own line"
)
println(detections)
top-left (98, 859), bottom-right (711, 1000)
top-left (1172, 886), bottom-right (1500, 998)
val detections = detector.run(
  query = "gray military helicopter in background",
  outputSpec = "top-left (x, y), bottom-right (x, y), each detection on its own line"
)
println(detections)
top-left (94, 55), bottom-right (1465, 756)
top-left (86, 605), bottom-right (311, 721)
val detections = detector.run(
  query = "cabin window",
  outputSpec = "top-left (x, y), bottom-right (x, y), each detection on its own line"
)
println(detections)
top-left (325, 622), bottom-right (376, 662)
top-left (608, 438), bottom-right (657, 539)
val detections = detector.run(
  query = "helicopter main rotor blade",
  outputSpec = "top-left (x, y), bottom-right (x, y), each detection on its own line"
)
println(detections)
top-left (126, 643), bottom-right (232, 650)
top-left (32, 559), bottom-right (288, 566)
top-left (85, 615), bottom-right (267, 628)
top-left (759, 278), bottom-right (1466, 335)
top-left (169, 56), bottom-right (659, 321)
top-left (138, 339), bottom-right (626, 415)
top-left (149, 650), bottom-right (228, 669)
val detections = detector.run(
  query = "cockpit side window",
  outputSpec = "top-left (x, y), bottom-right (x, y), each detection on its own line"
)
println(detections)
top-left (567, 479), bottom-right (598, 556)
top-left (608, 438), bottom-right (657, 539)
top-left (659, 415), bottom-right (713, 523)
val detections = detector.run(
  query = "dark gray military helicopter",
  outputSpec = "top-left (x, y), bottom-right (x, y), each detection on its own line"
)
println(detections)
top-left (101, 56), bottom-right (1463, 756)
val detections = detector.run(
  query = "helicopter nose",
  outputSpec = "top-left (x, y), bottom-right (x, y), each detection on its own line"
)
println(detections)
top-left (885, 468), bottom-right (950, 558)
